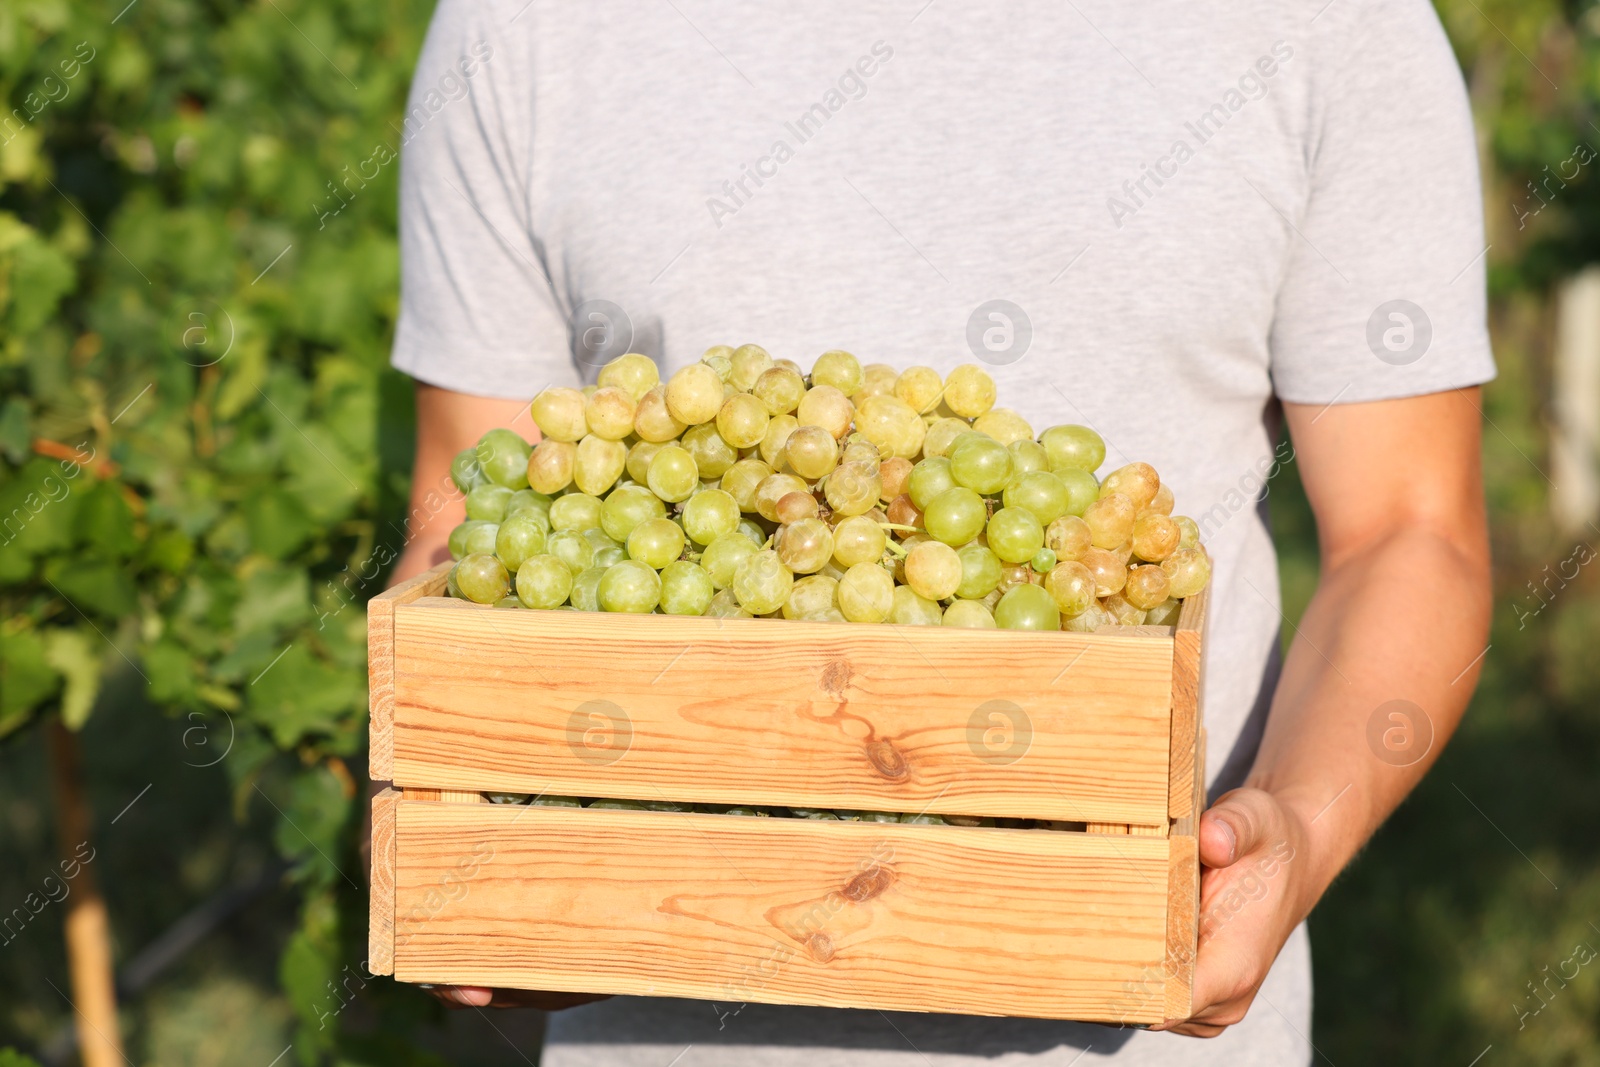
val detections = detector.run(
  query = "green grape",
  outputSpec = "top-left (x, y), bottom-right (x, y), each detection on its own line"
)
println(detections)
top-left (466, 484), bottom-right (513, 522)
top-left (1161, 547), bottom-right (1212, 598)
top-left (584, 386), bottom-right (637, 441)
top-left (530, 387), bottom-right (588, 442)
top-left (923, 487), bottom-right (987, 546)
top-left (582, 526), bottom-right (623, 551)
top-left (515, 554), bottom-right (574, 609)
top-left (1099, 462), bottom-right (1160, 511)
top-left (732, 549), bottom-right (793, 614)
top-left (719, 459), bottom-right (775, 512)
top-left (948, 434), bottom-right (1014, 495)
top-left (972, 408), bottom-right (1033, 446)
top-left (1131, 513), bottom-right (1181, 562)
top-left (597, 352), bottom-right (660, 400)
top-left (1045, 515), bottom-right (1093, 560)
top-left (570, 566), bottom-right (606, 611)
top-left (997, 562), bottom-right (1035, 594)
top-left (904, 540), bottom-right (962, 600)
top-left (1083, 493), bottom-right (1136, 549)
top-left (837, 563), bottom-right (893, 622)
top-left (505, 489), bottom-right (553, 523)
top-left (1124, 563), bottom-right (1171, 610)
top-left (1147, 483), bottom-right (1176, 516)
top-left (706, 587), bottom-right (753, 618)
top-left (783, 574), bottom-right (839, 619)
top-left (987, 507), bottom-right (1044, 564)
top-left (448, 520), bottom-right (499, 559)
top-left (716, 392), bottom-right (771, 449)
top-left (783, 425), bottom-right (840, 480)
top-left (703, 343), bottom-right (735, 365)
top-left (1054, 467), bottom-right (1099, 517)
top-left (880, 457), bottom-right (913, 503)
top-left (1039, 424), bottom-right (1106, 473)
top-left (647, 445), bottom-right (700, 503)
top-left (446, 561), bottom-right (463, 599)
top-left (994, 583), bottom-right (1060, 630)
top-left (840, 437), bottom-right (881, 468)
top-left (737, 518), bottom-right (767, 546)
top-left (598, 560), bottom-right (661, 612)
top-left (899, 812), bottom-right (948, 825)
top-left (1144, 597), bottom-right (1183, 626)
top-left (943, 365), bottom-right (995, 418)
top-left (626, 440), bottom-right (665, 484)
top-left (777, 491), bottom-right (820, 524)
top-left (492, 595), bottom-right (520, 610)
top-left (457, 552), bottom-right (510, 604)
top-left (795, 385), bottom-right (854, 439)
top-left (451, 447), bottom-right (490, 493)
top-left (546, 529), bottom-right (596, 575)
top-left (1008, 439), bottom-right (1050, 475)
top-left (1002, 471), bottom-right (1070, 525)
top-left (921, 417), bottom-right (972, 459)
top-left (592, 541), bottom-right (627, 569)
top-left (634, 385), bottom-right (686, 442)
top-left (907, 456), bottom-right (955, 509)
top-left (1031, 547), bottom-right (1056, 573)
top-left (955, 543), bottom-right (1002, 599)
top-left (574, 434), bottom-right (628, 496)
top-left (891, 585), bottom-right (944, 626)
top-left (549, 492), bottom-right (604, 532)
top-left (832, 514), bottom-right (887, 567)
top-left (854, 395), bottom-right (926, 460)
top-left (665, 362), bottom-right (725, 425)
top-left (702, 532), bottom-right (758, 589)
top-left (752, 366), bottom-right (806, 415)
top-left (823, 462), bottom-right (880, 517)
top-left (776, 518), bottom-right (834, 574)
top-left (894, 365), bottom-right (944, 414)
top-left (1173, 515), bottom-right (1201, 551)
top-left (496, 512), bottom-right (548, 570)
top-left (681, 489), bottom-right (741, 545)
top-left (942, 599), bottom-right (997, 628)
top-left (756, 473), bottom-right (812, 523)
top-left (681, 422), bottom-right (738, 480)
top-left (527, 440), bottom-right (576, 494)
top-left (729, 343), bottom-right (774, 391)
top-left (760, 413), bottom-right (799, 469)
top-left (476, 428), bottom-right (533, 489)
top-left (1081, 547), bottom-right (1128, 596)
top-left (601, 484), bottom-right (667, 542)
top-left (1044, 561), bottom-right (1095, 617)
top-left (627, 517), bottom-right (686, 569)
top-left (1103, 593), bottom-right (1147, 626)
top-left (659, 560), bottom-right (715, 615)
top-left (812, 349), bottom-right (864, 396)
top-left (1063, 599), bottom-right (1114, 633)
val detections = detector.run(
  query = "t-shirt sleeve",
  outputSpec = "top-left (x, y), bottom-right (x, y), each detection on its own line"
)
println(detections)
top-left (391, 0), bottom-right (576, 399)
top-left (1268, 0), bottom-right (1496, 405)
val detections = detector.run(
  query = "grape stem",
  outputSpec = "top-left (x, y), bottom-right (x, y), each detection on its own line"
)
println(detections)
top-left (877, 522), bottom-right (920, 533)
top-left (881, 539), bottom-right (909, 560)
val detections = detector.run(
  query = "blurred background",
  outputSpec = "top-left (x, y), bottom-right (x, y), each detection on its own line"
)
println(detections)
top-left (2, 0), bottom-right (1598, 1064)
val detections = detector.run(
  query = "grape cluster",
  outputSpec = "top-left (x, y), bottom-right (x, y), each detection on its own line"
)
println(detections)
top-left (445, 348), bottom-right (1211, 629)
top-left (484, 793), bottom-right (1080, 830)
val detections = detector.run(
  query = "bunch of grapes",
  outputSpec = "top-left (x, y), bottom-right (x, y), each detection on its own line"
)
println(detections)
top-left (445, 347), bottom-right (1211, 630)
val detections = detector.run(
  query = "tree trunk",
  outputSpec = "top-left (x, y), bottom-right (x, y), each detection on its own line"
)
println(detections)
top-left (47, 718), bottom-right (124, 1067)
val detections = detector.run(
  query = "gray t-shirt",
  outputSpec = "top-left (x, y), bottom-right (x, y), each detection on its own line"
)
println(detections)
top-left (392, 0), bottom-right (1493, 1061)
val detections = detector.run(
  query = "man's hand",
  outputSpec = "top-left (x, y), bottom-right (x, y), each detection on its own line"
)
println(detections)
top-left (1153, 789), bottom-right (1314, 1037)
top-left (425, 986), bottom-right (611, 1011)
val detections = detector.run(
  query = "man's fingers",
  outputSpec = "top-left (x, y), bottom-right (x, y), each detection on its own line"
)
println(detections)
top-left (1198, 788), bottom-right (1279, 869)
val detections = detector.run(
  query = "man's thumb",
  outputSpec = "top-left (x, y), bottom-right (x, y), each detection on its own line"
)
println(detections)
top-left (1198, 788), bottom-right (1275, 869)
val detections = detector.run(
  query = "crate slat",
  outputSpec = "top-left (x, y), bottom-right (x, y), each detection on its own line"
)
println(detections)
top-left (386, 607), bottom-right (1174, 825)
top-left (368, 786), bottom-right (400, 976)
top-left (1168, 587), bottom-right (1208, 819)
top-left (391, 802), bottom-right (1177, 1023)
top-left (368, 563), bottom-right (453, 781)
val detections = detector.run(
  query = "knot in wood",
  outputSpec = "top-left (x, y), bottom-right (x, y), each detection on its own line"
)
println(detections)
top-left (820, 659), bottom-right (854, 697)
top-left (864, 740), bottom-right (907, 780)
top-left (805, 932), bottom-right (836, 962)
top-left (843, 864), bottom-right (893, 903)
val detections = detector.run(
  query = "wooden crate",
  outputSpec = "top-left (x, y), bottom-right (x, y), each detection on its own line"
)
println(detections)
top-left (367, 561), bottom-right (1207, 1025)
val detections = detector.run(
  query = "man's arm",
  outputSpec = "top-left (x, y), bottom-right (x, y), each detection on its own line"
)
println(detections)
top-left (1160, 387), bottom-right (1491, 1037)
top-left (390, 383), bottom-right (535, 584)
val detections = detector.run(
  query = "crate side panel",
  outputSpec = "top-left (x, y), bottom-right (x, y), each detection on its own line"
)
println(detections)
top-left (391, 803), bottom-right (1172, 1023)
top-left (390, 607), bottom-right (1173, 824)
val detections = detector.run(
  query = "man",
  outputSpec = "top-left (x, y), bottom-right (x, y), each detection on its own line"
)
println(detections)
top-left (384, 0), bottom-right (1493, 1062)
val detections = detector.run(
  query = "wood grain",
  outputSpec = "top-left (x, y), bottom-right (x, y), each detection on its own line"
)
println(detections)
top-left (368, 562), bottom-right (453, 782)
top-left (1163, 724), bottom-right (1206, 1020)
top-left (1168, 587), bottom-right (1207, 819)
top-left (388, 607), bottom-right (1175, 825)
top-left (390, 801), bottom-right (1174, 1023)
top-left (368, 787), bottom-right (400, 975)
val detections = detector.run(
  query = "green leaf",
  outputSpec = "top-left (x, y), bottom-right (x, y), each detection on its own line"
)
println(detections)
top-left (0, 1048), bottom-right (46, 1067)
top-left (243, 487), bottom-right (314, 559)
top-left (0, 397), bottom-right (29, 463)
top-left (143, 638), bottom-right (200, 707)
top-left (0, 457), bottom-right (84, 557)
top-left (233, 564), bottom-right (311, 638)
top-left (246, 643), bottom-right (363, 747)
top-left (279, 888), bottom-right (341, 1054)
top-left (43, 628), bottom-right (103, 729)
top-left (42, 557), bottom-right (139, 619)
top-left (7, 230), bottom-right (75, 334)
top-left (0, 629), bottom-right (58, 736)
top-left (75, 479), bottom-right (140, 559)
